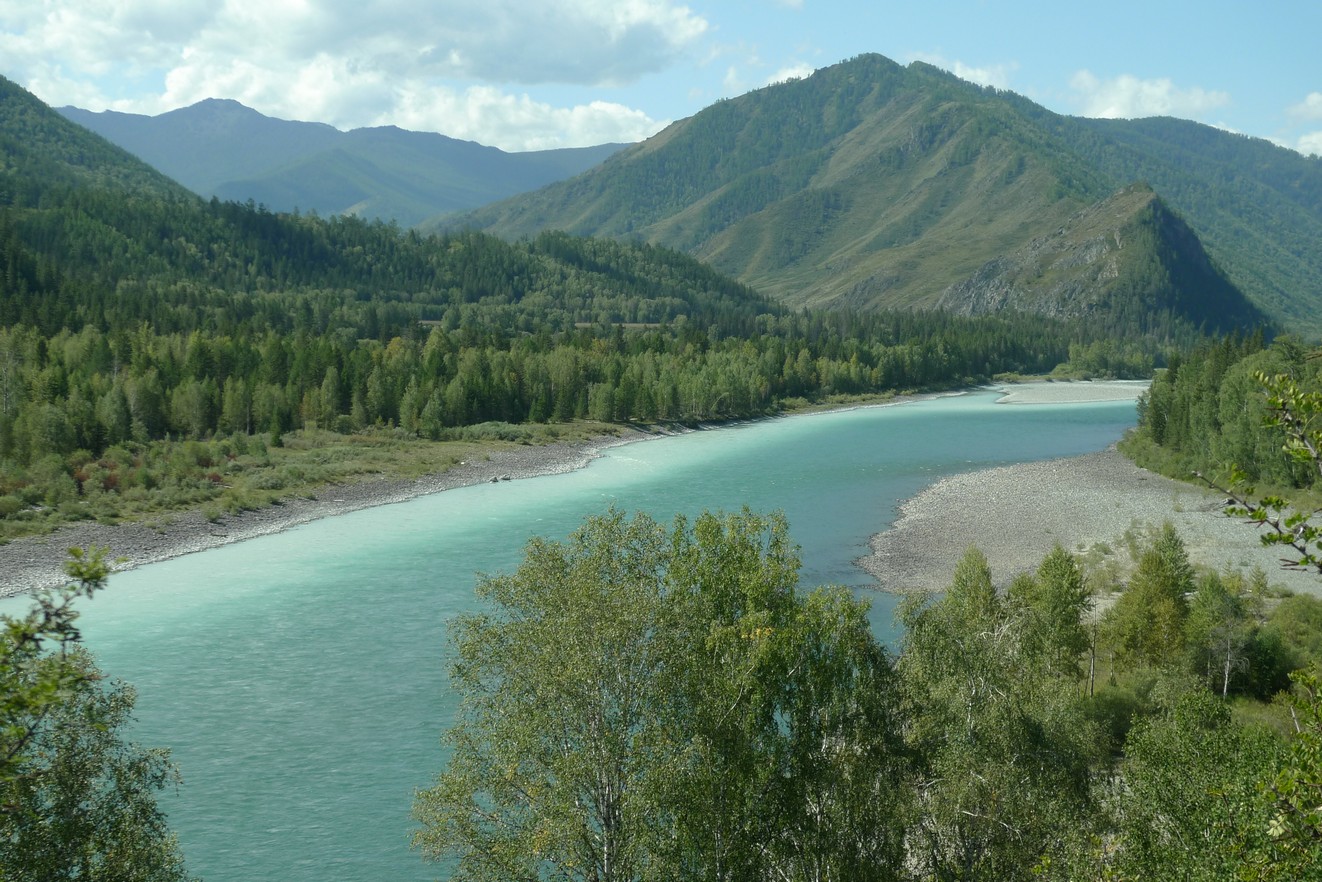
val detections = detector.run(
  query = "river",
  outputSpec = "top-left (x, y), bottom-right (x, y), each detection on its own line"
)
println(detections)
top-left (57, 390), bottom-right (1136, 881)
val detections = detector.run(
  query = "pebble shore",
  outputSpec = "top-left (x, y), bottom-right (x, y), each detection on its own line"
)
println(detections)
top-left (0, 428), bottom-right (660, 597)
top-left (860, 385), bottom-right (1322, 597)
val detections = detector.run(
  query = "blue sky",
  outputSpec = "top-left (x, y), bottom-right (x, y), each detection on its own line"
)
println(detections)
top-left (3, 1), bottom-right (1319, 155)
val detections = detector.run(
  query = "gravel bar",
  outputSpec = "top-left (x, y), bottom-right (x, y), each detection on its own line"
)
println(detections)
top-left (859, 445), bottom-right (1322, 597)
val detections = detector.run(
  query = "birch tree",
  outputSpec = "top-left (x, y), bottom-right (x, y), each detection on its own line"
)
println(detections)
top-left (412, 508), bottom-right (910, 882)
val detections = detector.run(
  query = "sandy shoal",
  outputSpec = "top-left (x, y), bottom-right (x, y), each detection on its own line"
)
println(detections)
top-left (991, 379), bottom-right (1153, 404)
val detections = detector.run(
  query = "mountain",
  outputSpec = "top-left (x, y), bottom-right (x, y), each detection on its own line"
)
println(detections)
top-left (58, 100), bottom-right (627, 226)
top-left (1047, 115), bottom-right (1322, 331)
top-left (2, 75), bottom-right (766, 340)
top-left (2, 72), bottom-right (1112, 490)
top-left (937, 183), bottom-right (1265, 334)
top-left (454, 54), bottom-right (1319, 335)
top-left (0, 78), bottom-right (189, 202)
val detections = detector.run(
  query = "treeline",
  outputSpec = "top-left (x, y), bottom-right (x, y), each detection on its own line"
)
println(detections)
top-left (0, 305), bottom-right (1077, 454)
top-left (1123, 333), bottom-right (1318, 490)
top-left (0, 89), bottom-right (1178, 536)
top-left (1, 156), bottom-right (1085, 435)
top-left (416, 508), bottom-right (1322, 881)
top-left (0, 301), bottom-right (1084, 532)
top-left (1, 159), bottom-right (1148, 533)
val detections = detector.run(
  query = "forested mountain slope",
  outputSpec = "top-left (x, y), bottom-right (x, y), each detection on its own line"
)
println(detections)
top-left (1050, 114), bottom-right (1322, 331)
top-left (59, 99), bottom-right (626, 226)
top-left (4, 73), bottom-right (1144, 540)
top-left (937, 183), bottom-right (1265, 335)
top-left (0, 78), bottom-right (188, 202)
top-left (456, 54), bottom-right (1319, 335)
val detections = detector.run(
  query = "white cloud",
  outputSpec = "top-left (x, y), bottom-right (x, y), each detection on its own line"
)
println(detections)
top-left (723, 65), bottom-right (747, 95)
top-left (391, 86), bottom-right (667, 151)
top-left (0, 0), bottom-right (705, 147)
top-left (766, 63), bottom-right (814, 86)
top-left (908, 53), bottom-right (1017, 90)
top-left (1069, 70), bottom-right (1230, 120)
top-left (1288, 92), bottom-right (1322, 121)
top-left (1298, 131), bottom-right (1322, 157)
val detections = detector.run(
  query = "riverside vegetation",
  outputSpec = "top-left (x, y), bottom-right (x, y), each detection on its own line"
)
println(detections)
top-left (1, 73), bottom-right (1169, 543)
top-left (11, 489), bottom-right (1322, 880)
top-left (413, 505), bottom-right (1322, 881)
top-left (413, 357), bottom-right (1322, 880)
top-left (6, 59), bottom-right (1322, 880)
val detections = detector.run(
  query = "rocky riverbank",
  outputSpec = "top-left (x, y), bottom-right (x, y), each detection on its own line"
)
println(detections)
top-left (0, 427), bottom-right (664, 597)
top-left (860, 437), bottom-right (1322, 598)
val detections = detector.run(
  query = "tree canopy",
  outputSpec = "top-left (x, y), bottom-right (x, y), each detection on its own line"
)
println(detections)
top-left (412, 508), bottom-right (911, 882)
top-left (0, 549), bottom-right (192, 881)
top-left (413, 498), bottom-right (1322, 880)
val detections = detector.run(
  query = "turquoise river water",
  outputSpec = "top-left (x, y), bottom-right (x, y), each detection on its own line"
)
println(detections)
top-left (20, 390), bottom-right (1138, 881)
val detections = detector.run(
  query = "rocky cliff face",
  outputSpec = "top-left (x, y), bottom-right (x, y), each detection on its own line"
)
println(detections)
top-left (937, 184), bottom-right (1263, 333)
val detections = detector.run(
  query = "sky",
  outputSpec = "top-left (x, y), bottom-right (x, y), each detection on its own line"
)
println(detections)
top-left (2, 1), bottom-right (1320, 156)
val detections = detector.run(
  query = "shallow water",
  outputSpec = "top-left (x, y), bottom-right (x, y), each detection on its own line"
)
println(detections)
top-left (31, 391), bottom-right (1137, 881)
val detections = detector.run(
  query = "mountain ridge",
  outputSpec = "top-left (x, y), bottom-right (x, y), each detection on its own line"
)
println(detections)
top-left (937, 183), bottom-right (1265, 333)
top-left (22, 60), bottom-right (1294, 341)
top-left (451, 54), bottom-right (1318, 334)
top-left (58, 100), bottom-right (628, 226)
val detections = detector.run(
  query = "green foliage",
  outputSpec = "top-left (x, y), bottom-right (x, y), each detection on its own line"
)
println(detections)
top-left (1105, 522), bottom-right (1194, 670)
top-left (1265, 594), bottom-right (1322, 672)
top-left (411, 507), bottom-right (1322, 879)
top-left (412, 509), bottom-right (910, 882)
top-left (1185, 570), bottom-right (1259, 698)
top-left (0, 549), bottom-right (192, 881)
top-left (1246, 671), bottom-right (1322, 880)
top-left (1094, 352), bottom-right (1322, 873)
top-left (1105, 684), bottom-right (1280, 882)
top-left (898, 547), bottom-right (1104, 881)
top-left (1134, 345), bottom-right (1322, 579)
top-left (1009, 543), bottom-right (1091, 678)
top-left (1, 547), bottom-right (108, 780)
top-left (0, 649), bottom-right (192, 882)
top-left (1225, 367), bottom-right (1322, 574)
top-left (1125, 336), bottom-right (1311, 491)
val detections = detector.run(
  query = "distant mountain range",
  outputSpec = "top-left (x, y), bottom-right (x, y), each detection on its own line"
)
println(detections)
top-left (58, 100), bottom-right (627, 227)
top-left (38, 54), bottom-right (1322, 338)
top-left (452, 54), bottom-right (1322, 335)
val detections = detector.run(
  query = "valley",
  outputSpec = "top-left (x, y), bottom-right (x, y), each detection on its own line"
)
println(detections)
top-left (4, 44), bottom-right (1322, 882)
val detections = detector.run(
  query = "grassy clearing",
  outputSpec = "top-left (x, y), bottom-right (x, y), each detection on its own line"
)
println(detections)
top-left (0, 421), bottom-right (622, 544)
